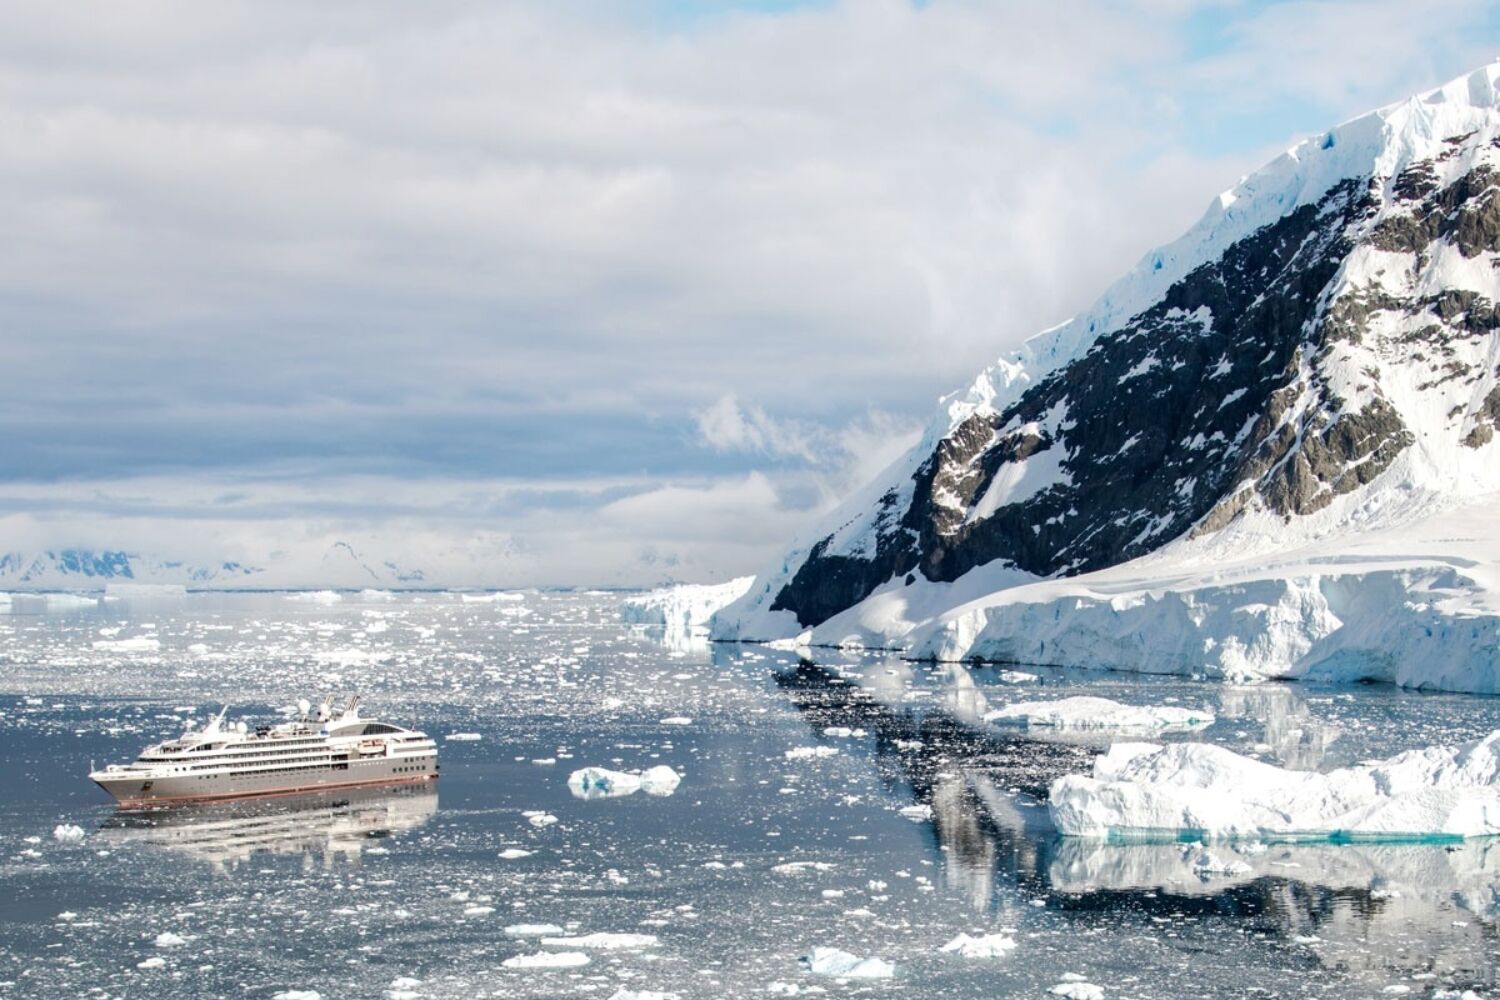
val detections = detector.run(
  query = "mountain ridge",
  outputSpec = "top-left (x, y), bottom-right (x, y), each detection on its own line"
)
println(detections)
top-left (713, 62), bottom-right (1500, 694)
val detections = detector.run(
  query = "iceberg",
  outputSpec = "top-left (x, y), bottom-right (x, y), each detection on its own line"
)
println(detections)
top-left (1050, 731), bottom-right (1500, 841)
top-left (567, 765), bottom-right (682, 800)
top-left (501, 950), bottom-right (589, 969)
top-left (620, 577), bottom-right (754, 629)
top-left (984, 696), bottom-right (1214, 733)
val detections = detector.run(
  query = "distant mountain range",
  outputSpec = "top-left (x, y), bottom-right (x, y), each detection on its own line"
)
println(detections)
top-left (0, 544), bottom-right (427, 590)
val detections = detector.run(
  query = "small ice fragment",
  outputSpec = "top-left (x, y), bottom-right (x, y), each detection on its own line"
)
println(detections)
top-left (463, 905), bottom-right (495, 916)
top-left (660, 717), bottom-right (692, 726)
top-left (445, 733), bottom-right (482, 742)
top-left (137, 957), bottom-right (166, 970)
top-left (1191, 850), bottom-right (1252, 877)
top-left (607, 991), bottom-right (676, 1000)
top-left (898, 804), bottom-right (933, 822)
top-left (499, 848), bottom-right (534, 859)
top-left (153, 932), bottom-right (187, 948)
top-left (526, 813), bottom-right (558, 828)
top-left (501, 950), bottom-right (590, 969)
top-left (52, 824), bottom-right (85, 843)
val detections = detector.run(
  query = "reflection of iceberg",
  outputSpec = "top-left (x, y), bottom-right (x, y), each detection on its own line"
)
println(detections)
top-left (95, 784), bottom-right (438, 872)
top-left (1216, 684), bottom-right (1339, 771)
top-left (1050, 837), bottom-right (1500, 977)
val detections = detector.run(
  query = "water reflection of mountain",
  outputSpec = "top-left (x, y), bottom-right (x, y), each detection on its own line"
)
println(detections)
top-left (96, 785), bottom-right (438, 873)
top-left (767, 654), bottom-right (1500, 990)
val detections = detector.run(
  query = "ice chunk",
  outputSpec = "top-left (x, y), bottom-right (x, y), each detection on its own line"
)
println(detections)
top-left (271, 993), bottom-right (320, 1000)
top-left (660, 716), bottom-right (692, 726)
top-left (501, 950), bottom-right (590, 969)
top-left (153, 931), bottom-right (187, 948)
top-left (985, 696), bottom-right (1213, 732)
top-left (898, 804), bottom-right (933, 822)
top-left (52, 824), bottom-right (85, 843)
top-left (1048, 984), bottom-right (1104, 1000)
top-left (801, 946), bottom-right (894, 979)
top-left (539, 932), bottom-right (657, 950)
top-left (939, 932), bottom-right (1017, 958)
top-left (137, 957), bottom-right (166, 970)
top-left (607, 991), bottom-right (676, 1000)
top-left (1190, 849), bottom-right (1252, 877)
top-left (444, 732), bottom-right (482, 742)
top-left (1051, 730), bottom-right (1500, 841)
top-left (498, 848), bottom-right (533, 859)
top-left (525, 812), bottom-right (558, 828)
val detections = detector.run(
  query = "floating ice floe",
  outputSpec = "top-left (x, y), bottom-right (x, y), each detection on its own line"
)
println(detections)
top-left (91, 637), bottom-right (161, 653)
top-left (52, 824), bottom-right (85, 843)
top-left (504, 923), bottom-right (564, 937)
top-left (660, 716), bottom-right (692, 726)
top-left (784, 746), bottom-right (838, 761)
top-left (152, 931), bottom-right (186, 948)
top-left (567, 766), bottom-right (682, 800)
top-left (898, 804), bottom-right (933, 822)
top-left (502, 950), bottom-right (590, 969)
top-left (498, 848), bottom-right (533, 859)
top-left (1050, 730), bottom-right (1500, 841)
top-left (801, 946), bottom-right (894, 979)
top-left (523, 811), bottom-right (558, 828)
top-left (939, 932), bottom-right (1017, 958)
top-left (984, 696), bottom-right (1213, 733)
top-left (445, 732), bottom-right (482, 742)
top-left (607, 990), bottom-right (676, 1000)
top-left (540, 932), bottom-right (658, 950)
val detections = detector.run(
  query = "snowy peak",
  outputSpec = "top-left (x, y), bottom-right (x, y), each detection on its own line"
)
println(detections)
top-left (717, 63), bottom-right (1500, 644)
top-left (0, 549), bottom-right (260, 587)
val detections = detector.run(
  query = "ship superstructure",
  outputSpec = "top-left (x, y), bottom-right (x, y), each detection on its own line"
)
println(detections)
top-left (89, 695), bottom-right (438, 807)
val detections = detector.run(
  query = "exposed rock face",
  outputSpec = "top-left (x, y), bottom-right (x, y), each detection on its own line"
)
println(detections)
top-left (745, 65), bottom-right (1500, 634)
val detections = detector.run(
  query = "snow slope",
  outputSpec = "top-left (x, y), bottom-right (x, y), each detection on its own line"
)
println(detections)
top-left (714, 63), bottom-right (1500, 694)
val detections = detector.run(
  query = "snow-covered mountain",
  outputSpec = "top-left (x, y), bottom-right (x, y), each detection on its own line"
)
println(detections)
top-left (0, 543), bottom-right (427, 590)
top-left (715, 63), bottom-right (1500, 694)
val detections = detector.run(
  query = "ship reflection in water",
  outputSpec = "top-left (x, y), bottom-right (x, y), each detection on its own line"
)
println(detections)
top-left (95, 784), bottom-right (438, 873)
top-left (770, 656), bottom-right (1500, 990)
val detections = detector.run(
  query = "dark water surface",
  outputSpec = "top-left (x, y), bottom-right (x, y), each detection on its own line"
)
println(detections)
top-left (1, 591), bottom-right (1498, 998)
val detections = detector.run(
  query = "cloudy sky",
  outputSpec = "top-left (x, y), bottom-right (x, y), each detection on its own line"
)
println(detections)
top-left (3, 0), bottom-right (1499, 586)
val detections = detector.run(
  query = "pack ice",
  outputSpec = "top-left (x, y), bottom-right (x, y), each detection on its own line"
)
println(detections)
top-left (1050, 730), bottom-right (1500, 841)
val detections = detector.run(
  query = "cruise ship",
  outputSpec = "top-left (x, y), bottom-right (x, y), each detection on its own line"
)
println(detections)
top-left (89, 696), bottom-right (438, 807)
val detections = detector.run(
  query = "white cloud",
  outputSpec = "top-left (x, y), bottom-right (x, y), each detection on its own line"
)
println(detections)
top-left (1, 1), bottom-right (1497, 582)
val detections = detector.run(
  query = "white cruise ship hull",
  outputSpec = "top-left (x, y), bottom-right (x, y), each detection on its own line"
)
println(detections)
top-left (92, 753), bottom-right (437, 807)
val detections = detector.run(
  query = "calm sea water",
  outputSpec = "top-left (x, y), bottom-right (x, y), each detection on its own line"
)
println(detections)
top-left (1, 590), bottom-right (1498, 999)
